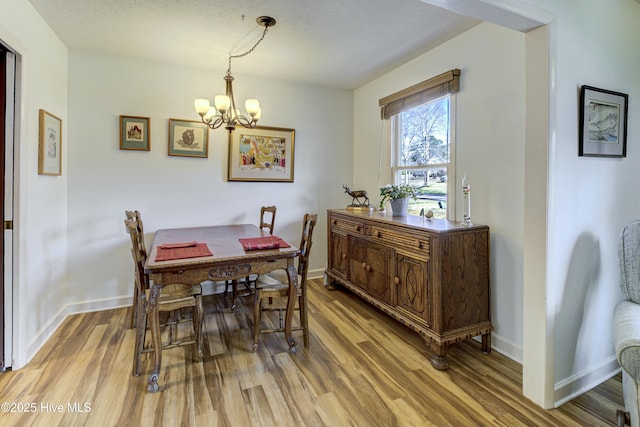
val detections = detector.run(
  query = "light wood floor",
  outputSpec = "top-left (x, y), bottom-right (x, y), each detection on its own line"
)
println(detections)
top-left (0, 278), bottom-right (624, 427)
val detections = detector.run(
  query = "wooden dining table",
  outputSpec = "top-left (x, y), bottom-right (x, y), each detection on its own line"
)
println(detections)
top-left (144, 223), bottom-right (300, 393)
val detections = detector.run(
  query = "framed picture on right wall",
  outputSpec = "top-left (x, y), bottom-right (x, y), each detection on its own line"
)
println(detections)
top-left (579, 85), bottom-right (628, 158)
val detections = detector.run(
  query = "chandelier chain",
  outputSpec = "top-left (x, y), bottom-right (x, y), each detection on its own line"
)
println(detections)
top-left (227, 25), bottom-right (271, 74)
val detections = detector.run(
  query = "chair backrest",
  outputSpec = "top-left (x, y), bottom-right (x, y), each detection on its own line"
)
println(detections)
top-left (297, 213), bottom-right (318, 285)
top-left (619, 220), bottom-right (640, 303)
top-left (124, 218), bottom-right (149, 295)
top-left (260, 206), bottom-right (277, 235)
top-left (125, 210), bottom-right (146, 257)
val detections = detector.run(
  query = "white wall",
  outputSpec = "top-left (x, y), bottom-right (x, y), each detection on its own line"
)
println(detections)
top-left (535, 0), bottom-right (640, 403)
top-left (65, 51), bottom-right (353, 312)
top-left (0, 0), bottom-right (68, 368)
top-left (354, 22), bottom-right (526, 360)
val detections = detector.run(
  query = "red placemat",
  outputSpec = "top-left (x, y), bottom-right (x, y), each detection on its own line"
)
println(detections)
top-left (239, 236), bottom-right (291, 251)
top-left (155, 242), bottom-right (212, 261)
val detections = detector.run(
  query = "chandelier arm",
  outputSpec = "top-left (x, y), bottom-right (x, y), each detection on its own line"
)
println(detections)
top-left (234, 115), bottom-right (256, 127)
top-left (201, 115), bottom-right (226, 130)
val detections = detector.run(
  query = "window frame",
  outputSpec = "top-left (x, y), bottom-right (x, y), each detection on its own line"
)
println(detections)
top-left (390, 94), bottom-right (456, 221)
top-left (380, 69), bottom-right (460, 221)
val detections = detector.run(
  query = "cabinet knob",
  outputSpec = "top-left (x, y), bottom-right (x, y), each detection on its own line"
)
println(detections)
top-left (374, 230), bottom-right (381, 238)
top-left (365, 264), bottom-right (372, 272)
top-left (342, 254), bottom-right (347, 260)
top-left (394, 276), bottom-right (400, 285)
top-left (414, 240), bottom-right (421, 248)
top-left (362, 262), bottom-right (367, 269)
top-left (332, 219), bottom-right (337, 225)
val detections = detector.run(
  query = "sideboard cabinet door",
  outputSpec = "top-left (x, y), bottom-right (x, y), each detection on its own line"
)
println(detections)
top-left (395, 252), bottom-right (430, 327)
top-left (328, 230), bottom-right (348, 279)
top-left (348, 237), bottom-right (392, 304)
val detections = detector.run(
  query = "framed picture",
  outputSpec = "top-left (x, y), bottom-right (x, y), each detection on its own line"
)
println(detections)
top-left (579, 85), bottom-right (628, 157)
top-left (168, 119), bottom-right (209, 158)
top-left (38, 109), bottom-right (62, 176)
top-left (228, 126), bottom-right (295, 182)
top-left (120, 115), bottom-right (150, 151)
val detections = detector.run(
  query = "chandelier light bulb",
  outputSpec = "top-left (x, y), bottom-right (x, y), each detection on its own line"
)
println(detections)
top-left (245, 99), bottom-right (260, 115)
top-left (214, 95), bottom-right (231, 114)
top-left (194, 98), bottom-right (211, 116)
top-left (204, 107), bottom-right (216, 121)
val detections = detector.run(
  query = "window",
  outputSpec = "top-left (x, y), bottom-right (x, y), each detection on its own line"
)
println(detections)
top-left (379, 69), bottom-right (459, 220)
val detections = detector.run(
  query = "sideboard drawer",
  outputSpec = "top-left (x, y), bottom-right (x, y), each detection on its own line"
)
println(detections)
top-left (369, 225), bottom-right (430, 257)
top-left (330, 215), bottom-right (364, 235)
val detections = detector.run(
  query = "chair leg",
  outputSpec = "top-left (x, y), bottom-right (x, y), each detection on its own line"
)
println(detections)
top-left (244, 274), bottom-right (257, 293)
top-left (253, 290), bottom-right (262, 352)
top-left (226, 277), bottom-right (254, 297)
top-left (300, 293), bottom-right (309, 348)
top-left (194, 296), bottom-right (204, 362)
top-left (130, 286), bottom-right (138, 329)
top-left (617, 409), bottom-right (630, 427)
top-left (168, 310), bottom-right (177, 344)
top-left (132, 301), bottom-right (147, 376)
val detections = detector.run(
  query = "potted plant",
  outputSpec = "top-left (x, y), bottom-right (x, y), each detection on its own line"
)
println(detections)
top-left (379, 183), bottom-right (417, 216)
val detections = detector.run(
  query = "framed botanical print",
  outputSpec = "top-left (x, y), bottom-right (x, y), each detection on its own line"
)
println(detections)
top-left (168, 119), bottom-right (209, 158)
top-left (38, 109), bottom-right (62, 176)
top-left (228, 126), bottom-right (295, 182)
top-left (120, 115), bottom-right (150, 151)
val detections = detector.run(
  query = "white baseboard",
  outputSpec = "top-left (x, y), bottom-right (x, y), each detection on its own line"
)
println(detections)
top-left (554, 356), bottom-right (621, 407)
top-left (488, 333), bottom-right (523, 364)
top-left (22, 294), bottom-right (132, 369)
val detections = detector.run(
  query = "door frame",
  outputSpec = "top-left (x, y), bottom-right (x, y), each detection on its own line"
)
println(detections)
top-left (1, 43), bottom-right (16, 371)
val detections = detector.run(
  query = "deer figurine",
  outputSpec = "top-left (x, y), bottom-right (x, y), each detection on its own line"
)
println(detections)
top-left (343, 185), bottom-right (372, 207)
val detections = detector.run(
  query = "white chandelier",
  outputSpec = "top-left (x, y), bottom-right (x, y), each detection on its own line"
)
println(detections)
top-left (194, 16), bottom-right (276, 133)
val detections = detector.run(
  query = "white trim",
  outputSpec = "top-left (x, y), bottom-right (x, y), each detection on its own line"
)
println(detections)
top-left (390, 95), bottom-right (455, 219)
top-left (420, 0), bottom-right (552, 32)
top-left (554, 357), bottom-right (620, 407)
top-left (490, 332), bottom-right (523, 365)
top-left (447, 94), bottom-right (456, 221)
top-left (3, 49), bottom-right (16, 370)
top-left (20, 294), bottom-right (131, 369)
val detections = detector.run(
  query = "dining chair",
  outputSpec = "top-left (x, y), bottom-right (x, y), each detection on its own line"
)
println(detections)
top-left (224, 205), bottom-right (278, 305)
top-left (259, 205), bottom-right (277, 235)
top-left (252, 213), bottom-right (317, 351)
top-left (124, 218), bottom-right (204, 376)
top-left (125, 210), bottom-right (145, 329)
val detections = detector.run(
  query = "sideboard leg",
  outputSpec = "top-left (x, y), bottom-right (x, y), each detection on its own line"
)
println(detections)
top-left (324, 273), bottom-right (337, 291)
top-left (428, 338), bottom-right (449, 371)
top-left (481, 332), bottom-right (492, 354)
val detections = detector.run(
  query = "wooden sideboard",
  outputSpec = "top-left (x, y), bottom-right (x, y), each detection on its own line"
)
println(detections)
top-left (325, 209), bottom-right (492, 370)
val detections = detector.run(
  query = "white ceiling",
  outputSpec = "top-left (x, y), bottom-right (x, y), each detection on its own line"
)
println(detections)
top-left (27, 0), bottom-right (482, 90)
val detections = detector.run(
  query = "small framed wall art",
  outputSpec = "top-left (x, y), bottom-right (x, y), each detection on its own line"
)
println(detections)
top-left (579, 85), bottom-right (628, 157)
top-left (120, 115), bottom-right (150, 151)
top-left (168, 119), bottom-right (209, 158)
top-left (228, 125), bottom-right (295, 182)
top-left (38, 109), bottom-right (62, 176)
